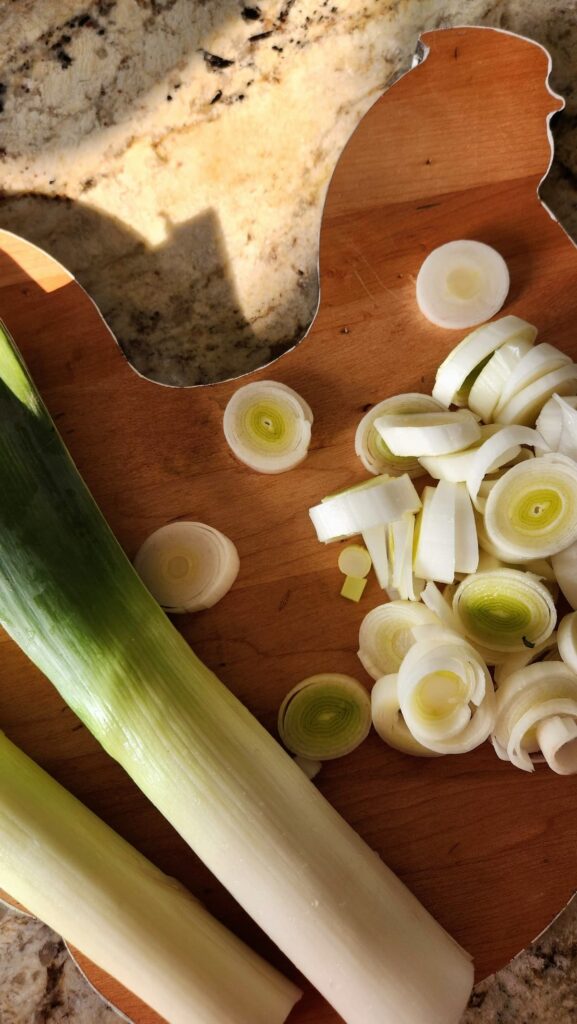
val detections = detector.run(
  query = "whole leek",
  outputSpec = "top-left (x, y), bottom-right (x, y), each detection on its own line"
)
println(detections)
top-left (0, 323), bottom-right (473, 1024)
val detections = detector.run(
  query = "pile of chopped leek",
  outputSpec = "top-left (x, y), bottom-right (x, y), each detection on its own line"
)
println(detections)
top-left (309, 310), bottom-right (577, 774)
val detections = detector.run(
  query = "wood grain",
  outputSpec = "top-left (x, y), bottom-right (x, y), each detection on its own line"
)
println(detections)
top-left (0, 26), bottom-right (575, 1024)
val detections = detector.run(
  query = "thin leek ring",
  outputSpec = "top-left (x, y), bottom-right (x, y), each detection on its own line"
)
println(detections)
top-left (453, 569), bottom-right (556, 652)
top-left (278, 674), bottom-right (371, 760)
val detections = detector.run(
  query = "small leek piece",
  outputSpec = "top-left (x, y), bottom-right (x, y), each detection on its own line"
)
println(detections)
top-left (0, 322), bottom-right (474, 1024)
top-left (468, 336), bottom-right (535, 421)
top-left (558, 611), bottom-right (577, 675)
top-left (484, 454), bottom-right (577, 559)
top-left (494, 343), bottom-right (572, 415)
top-left (362, 525), bottom-right (389, 588)
top-left (413, 483), bottom-right (456, 584)
top-left (552, 540), bottom-right (577, 609)
top-left (452, 569), bottom-right (556, 652)
top-left (0, 732), bottom-right (300, 1024)
top-left (389, 514), bottom-right (421, 601)
top-left (340, 576), bottom-right (367, 602)
top-left (294, 756), bottom-right (322, 781)
top-left (492, 662), bottom-right (577, 773)
top-left (397, 632), bottom-right (496, 754)
top-left (494, 363), bottom-right (577, 426)
top-left (223, 380), bottom-right (312, 473)
top-left (338, 544), bottom-right (372, 578)
top-left (421, 581), bottom-right (464, 633)
top-left (355, 393), bottom-right (442, 476)
top-left (416, 240), bottom-right (509, 330)
top-left (134, 522), bottom-right (239, 613)
top-left (432, 315), bottom-right (534, 407)
top-left (536, 394), bottom-right (577, 459)
top-left (358, 601), bottom-right (439, 679)
top-left (278, 674), bottom-right (371, 759)
top-left (465, 425), bottom-right (539, 512)
top-left (375, 409), bottom-right (481, 457)
top-left (309, 474), bottom-right (421, 543)
top-left (371, 675), bottom-right (440, 757)
top-left (418, 423), bottom-right (503, 482)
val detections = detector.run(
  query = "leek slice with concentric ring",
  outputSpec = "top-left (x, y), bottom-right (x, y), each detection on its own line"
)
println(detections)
top-left (134, 521), bottom-right (240, 613)
top-left (355, 393), bottom-right (443, 476)
top-left (278, 674), bottom-right (371, 760)
top-left (452, 569), bottom-right (556, 653)
top-left (432, 315), bottom-right (533, 407)
top-left (358, 601), bottom-right (439, 679)
top-left (483, 454), bottom-right (577, 560)
top-left (416, 241), bottom-right (510, 331)
top-left (465, 425), bottom-right (539, 512)
top-left (371, 675), bottom-right (440, 757)
top-left (492, 662), bottom-right (577, 773)
top-left (223, 380), bottom-right (313, 473)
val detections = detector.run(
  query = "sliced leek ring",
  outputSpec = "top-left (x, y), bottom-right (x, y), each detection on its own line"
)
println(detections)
top-left (494, 343), bottom-right (572, 414)
top-left (484, 454), bottom-right (577, 559)
top-left (358, 600), bottom-right (438, 679)
top-left (309, 474), bottom-right (421, 543)
top-left (552, 540), bottom-right (577, 610)
top-left (338, 545), bottom-right (372, 579)
top-left (278, 674), bottom-right (371, 760)
top-left (494, 362), bottom-right (577, 426)
top-left (468, 336), bottom-right (535, 421)
top-left (134, 521), bottom-right (240, 613)
top-left (355, 393), bottom-right (443, 476)
top-left (375, 409), bottom-right (481, 457)
top-left (397, 634), bottom-right (495, 754)
top-left (418, 424), bottom-right (503, 482)
top-left (535, 715), bottom-right (577, 775)
top-left (492, 662), bottom-right (577, 772)
top-left (416, 241), bottom-right (510, 331)
top-left (371, 675), bottom-right (441, 757)
top-left (432, 315), bottom-right (533, 407)
top-left (465, 425), bottom-right (540, 512)
top-left (536, 394), bottom-right (577, 459)
top-left (413, 483), bottom-right (456, 585)
top-left (558, 611), bottom-right (577, 675)
top-left (452, 568), bottom-right (556, 652)
top-left (223, 380), bottom-right (313, 473)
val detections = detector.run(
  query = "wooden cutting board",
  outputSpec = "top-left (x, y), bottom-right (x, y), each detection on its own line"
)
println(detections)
top-left (0, 25), bottom-right (575, 1024)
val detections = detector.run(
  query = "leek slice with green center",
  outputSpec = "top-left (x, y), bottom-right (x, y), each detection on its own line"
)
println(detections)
top-left (278, 674), bottom-right (371, 760)
top-left (453, 569), bottom-right (556, 652)
top-left (358, 601), bottom-right (439, 679)
top-left (223, 380), bottom-right (313, 473)
top-left (0, 732), bottom-right (300, 1024)
top-left (0, 323), bottom-right (473, 1024)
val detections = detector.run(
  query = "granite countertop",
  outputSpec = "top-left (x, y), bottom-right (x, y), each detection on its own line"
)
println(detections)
top-left (1, 0), bottom-right (577, 1021)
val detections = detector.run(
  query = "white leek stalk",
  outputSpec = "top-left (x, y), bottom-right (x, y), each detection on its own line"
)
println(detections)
top-left (397, 632), bottom-right (495, 754)
top-left (552, 540), bottom-right (577, 609)
top-left (484, 454), bottom-right (577, 559)
top-left (492, 662), bottom-right (577, 773)
top-left (0, 732), bottom-right (300, 1024)
top-left (223, 380), bottom-right (313, 473)
top-left (413, 483), bottom-right (456, 584)
top-left (375, 409), bottom-right (480, 457)
top-left (416, 241), bottom-right (509, 330)
top-left (465, 426), bottom-right (539, 512)
top-left (371, 675), bottom-right (440, 757)
top-left (452, 569), bottom-right (556, 652)
top-left (358, 601), bottom-right (439, 679)
top-left (536, 394), bottom-right (577, 458)
top-left (494, 363), bottom-right (577, 426)
top-left (494, 343), bottom-right (572, 415)
top-left (134, 522), bottom-right (239, 613)
top-left (309, 474), bottom-right (421, 543)
top-left (278, 674), bottom-right (371, 760)
top-left (468, 336), bottom-right (535, 421)
top-left (0, 323), bottom-right (475, 1024)
top-left (355, 394), bottom-right (442, 476)
top-left (418, 424), bottom-right (503, 482)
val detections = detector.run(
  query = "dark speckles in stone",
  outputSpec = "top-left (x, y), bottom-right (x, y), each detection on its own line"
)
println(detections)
top-left (210, 89), bottom-right (223, 104)
top-left (249, 30), bottom-right (273, 42)
top-left (202, 51), bottom-right (235, 70)
top-left (241, 6), bottom-right (262, 21)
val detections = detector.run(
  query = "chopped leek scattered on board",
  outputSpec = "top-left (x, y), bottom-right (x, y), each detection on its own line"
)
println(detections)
top-left (375, 409), bottom-right (481, 456)
top-left (371, 674), bottom-right (441, 757)
top-left (452, 569), bottom-right (556, 653)
top-left (309, 473), bottom-right (421, 542)
top-left (416, 240), bottom-right (510, 330)
top-left (278, 674), bottom-right (372, 760)
top-left (432, 315), bottom-right (535, 407)
top-left (0, 322), bottom-right (475, 1024)
top-left (355, 393), bottom-right (443, 476)
top-left (223, 380), bottom-right (313, 473)
top-left (492, 662), bottom-right (577, 773)
top-left (0, 732), bottom-right (300, 1024)
top-left (134, 521), bottom-right (239, 612)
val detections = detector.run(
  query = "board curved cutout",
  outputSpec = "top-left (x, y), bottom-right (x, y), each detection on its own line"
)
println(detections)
top-left (0, 26), bottom-right (576, 1024)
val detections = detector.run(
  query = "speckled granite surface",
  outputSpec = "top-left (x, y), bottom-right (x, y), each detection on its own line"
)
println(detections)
top-left (1, 1), bottom-right (577, 1021)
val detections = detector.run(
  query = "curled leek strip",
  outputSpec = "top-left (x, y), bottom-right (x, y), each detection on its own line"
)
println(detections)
top-left (537, 394), bottom-right (577, 459)
top-left (432, 314), bottom-right (532, 407)
top-left (494, 362), bottom-right (577, 426)
top-left (416, 240), bottom-right (510, 332)
top-left (223, 380), bottom-right (313, 474)
top-left (552, 540), bottom-right (577, 610)
top-left (418, 423), bottom-right (503, 482)
top-left (371, 675), bottom-right (441, 757)
top-left (494, 343), bottom-right (572, 415)
top-left (452, 569), bottom-right (556, 653)
top-left (309, 474), bottom-right (421, 543)
top-left (358, 600), bottom-right (439, 679)
top-left (492, 662), bottom-right (577, 773)
top-left (133, 521), bottom-right (240, 613)
top-left (484, 454), bottom-right (577, 560)
top-left (535, 716), bottom-right (577, 775)
top-left (468, 336), bottom-right (535, 422)
top-left (493, 633), bottom-right (558, 686)
top-left (355, 393), bottom-right (443, 476)
top-left (374, 409), bottom-right (481, 457)
top-left (278, 674), bottom-right (371, 760)
top-left (413, 483), bottom-right (456, 585)
top-left (397, 634), bottom-right (495, 754)
top-left (558, 611), bottom-right (577, 675)
top-left (465, 425), bottom-right (540, 512)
